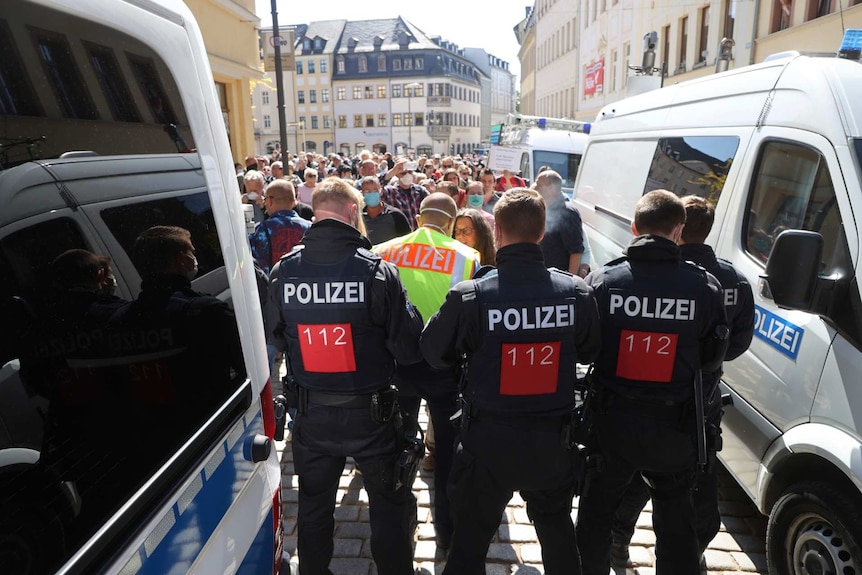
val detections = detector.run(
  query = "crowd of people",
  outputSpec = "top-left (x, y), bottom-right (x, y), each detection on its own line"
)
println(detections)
top-left (241, 147), bottom-right (754, 575)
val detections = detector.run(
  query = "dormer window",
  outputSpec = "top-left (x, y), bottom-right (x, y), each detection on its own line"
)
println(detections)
top-left (358, 55), bottom-right (367, 73)
top-left (373, 35), bottom-right (384, 49)
top-left (348, 37), bottom-right (358, 51)
top-left (303, 38), bottom-right (311, 51)
top-left (336, 55), bottom-right (345, 73)
top-left (314, 37), bottom-right (324, 52)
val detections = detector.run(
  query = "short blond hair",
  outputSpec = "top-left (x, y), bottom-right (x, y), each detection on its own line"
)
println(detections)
top-left (312, 176), bottom-right (360, 213)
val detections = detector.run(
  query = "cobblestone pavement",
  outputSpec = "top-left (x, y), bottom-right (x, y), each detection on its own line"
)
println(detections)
top-left (277, 409), bottom-right (768, 575)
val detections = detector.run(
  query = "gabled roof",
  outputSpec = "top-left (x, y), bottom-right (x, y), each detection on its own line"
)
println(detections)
top-left (295, 20), bottom-right (347, 55)
top-left (334, 16), bottom-right (439, 53)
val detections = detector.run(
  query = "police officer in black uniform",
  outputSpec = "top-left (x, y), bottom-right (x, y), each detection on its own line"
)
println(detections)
top-left (609, 195), bottom-right (755, 566)
top-left (421, 188), bottom-right (601, 574)
top-left (575, 190), bottom-right (728, 575)
top-left (267, 177), bottom-right (424, 575)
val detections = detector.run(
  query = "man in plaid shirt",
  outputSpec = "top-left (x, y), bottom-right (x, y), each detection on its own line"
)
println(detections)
top-left (382, 159), bottom-right (429, 231)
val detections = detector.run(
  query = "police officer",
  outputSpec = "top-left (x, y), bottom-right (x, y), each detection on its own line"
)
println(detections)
top-left (421, 189), bottom-right (601, 574)
top-left (374, 192), bottom-right (481, 551)
top-left (267, 177), bottom-right (424, 575)
top-left (575, 190), bottom-right (728, 575)
top-left (609, 194), bottom-right (755, 566)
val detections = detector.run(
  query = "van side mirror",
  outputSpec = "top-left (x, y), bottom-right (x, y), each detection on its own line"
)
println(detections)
top-left (761, 230), bottom-right (823, 311)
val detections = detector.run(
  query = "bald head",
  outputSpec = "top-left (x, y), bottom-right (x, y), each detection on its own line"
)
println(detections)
top-left (534, 170), bottom-right (563, 203)
top-left (265, 179), bottom-right (296, 212)
top-left (418, 192), bottom-right (458, 234)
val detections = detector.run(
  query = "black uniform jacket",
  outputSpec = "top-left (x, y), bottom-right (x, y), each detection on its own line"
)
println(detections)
top-left (419, 242), bottom-right (601, 397)
top-left (267, 218), bottom-right (423, 369)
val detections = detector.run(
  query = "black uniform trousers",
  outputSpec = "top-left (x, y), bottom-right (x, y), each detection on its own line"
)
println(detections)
top-left (576, 405), bottom-right (700, 575)
top-left (397, 362), bottom-right (460, 544)
top-left (611, 461), bottom-right (720, 554)
top-left (292, 401), bottom-right (415, 575)
top-left (444, 416), bottom-right (580, 575)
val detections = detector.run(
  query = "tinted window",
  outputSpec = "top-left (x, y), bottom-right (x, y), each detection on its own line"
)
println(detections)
top-left (101, 192), bottom-right (225, 279)
top-left (745, 140), bottom-right (848, 273)
top-left (533, 150), bottom-right (581, 189)
top-left (644, 136), bottom-right (739, 202)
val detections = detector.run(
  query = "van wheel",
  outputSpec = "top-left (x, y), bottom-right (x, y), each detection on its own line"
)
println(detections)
top-left (766, 482), bottom-right (862, 575)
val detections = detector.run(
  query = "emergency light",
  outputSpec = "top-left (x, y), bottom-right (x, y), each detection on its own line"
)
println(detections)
top-left (839, 29), bottom-right (862, 60)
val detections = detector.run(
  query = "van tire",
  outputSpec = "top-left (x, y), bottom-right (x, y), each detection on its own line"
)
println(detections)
top-left (766, 481), bottom-right (862, 575)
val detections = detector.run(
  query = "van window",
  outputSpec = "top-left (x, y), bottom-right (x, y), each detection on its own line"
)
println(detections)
top-left (745, 140), bottom-right (848, 274)
top-left (534, 150), bottom-right (580, 189)
top-left (0, 217), bottom-right (88, 303)
top-left (101, 192), bottom-right (225, 280)
top-left (644, 136), bottom-right (739, 203)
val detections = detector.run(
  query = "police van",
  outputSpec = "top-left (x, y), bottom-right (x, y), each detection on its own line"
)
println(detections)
top-left (487, 113), bottom-right (590, 194)
top-left (0, 1), bottom-right (283, 574)
top-left (573, 33), bottom-right (862, 573)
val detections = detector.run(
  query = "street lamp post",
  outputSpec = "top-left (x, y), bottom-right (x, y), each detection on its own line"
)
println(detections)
top-left (405, 82), bottom-right (421, 154)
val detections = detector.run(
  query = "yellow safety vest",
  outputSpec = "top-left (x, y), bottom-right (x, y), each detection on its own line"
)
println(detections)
top-left (374, 227), bottom-right (480, 322)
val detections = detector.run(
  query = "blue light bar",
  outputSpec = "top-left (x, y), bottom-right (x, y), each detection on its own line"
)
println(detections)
top-left (839, 29), bottom-right (862, 60)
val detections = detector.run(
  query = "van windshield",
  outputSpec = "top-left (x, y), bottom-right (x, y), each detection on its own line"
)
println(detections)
top-left (534, 150), bottom-right (582, 189)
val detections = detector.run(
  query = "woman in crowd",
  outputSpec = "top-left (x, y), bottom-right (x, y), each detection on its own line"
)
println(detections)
top-left (453, 208), bottom-right (496, 266)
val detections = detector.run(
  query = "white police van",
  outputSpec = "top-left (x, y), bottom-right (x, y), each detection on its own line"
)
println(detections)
top-left (0, 1), bottom-right (283, 574)
top-left (487, 113), bottom-right (590, 193)
top-left (574, 32), bottom-right (862, 574)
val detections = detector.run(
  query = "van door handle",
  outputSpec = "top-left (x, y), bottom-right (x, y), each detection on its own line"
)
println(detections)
top-left (244, 434), bottom-right (272, 463)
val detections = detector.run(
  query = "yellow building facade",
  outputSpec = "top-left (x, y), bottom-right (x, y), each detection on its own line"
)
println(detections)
top-left (185, 0), bottom-right (261, 165)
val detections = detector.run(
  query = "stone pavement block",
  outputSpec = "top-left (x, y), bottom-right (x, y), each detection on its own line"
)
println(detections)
top-left (282, 519), bottom-right (297, 535)
top-left (514, 564), bottom-right (545, 574)
top-left (283, 503), bottom-right (298, 517)
top-left (519, 544), bottom-right (543, 564)
top-left (360, 540), bottom-right (373, 558)
top-left (487, 543), bottom-right (519, 562)
top-left (731, 551), bottom-right (767, 573)
top-left (499, 523), bottom-right (537, 542)
top-left (333, 538), bottom-right (363, 557)
top-left (413, 540), bottom-right (438, 561)
top-left (732, 534), bottom-right (766, 553)
top-left (282, 462), bottom-right (296, 474)
top-left (719, 516), bottom-right (750, 534)
top-left (629, 545), bottom-right (653, 566)
top-left (509, 492), bottom-right (526, 507)
top-left (633, 567), bottom-right (655, 575)
top-left (283, 489), bottom-right (299, 503)
top-left (337, 522), bottom-right (372, 539)
top-left (485, 564), bottom-right (510, 575)
top-left (416, 523), bottom-right (437, 540)
top-left (283, 536), bottom-right (297, 555)
top-left (635, 512), bottom-right (652, 528)
top-left (513, 507), bottom-right (531, 523)
top-left (710, 532), bottom-right (742, 552)
top-left (414, 561), bottom-right (437, 575)
top-left (333, 504), bottom-right (360, 521)
top-left (630, 529), bottom-right (656, 546)
top-left (328, 557), bottom-right (372, 574)
top-left (703, 549), bottom-right (738, 571)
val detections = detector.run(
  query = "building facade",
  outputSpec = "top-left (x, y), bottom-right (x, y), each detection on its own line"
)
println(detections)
top-left (252, 17), bottom-right (512, 157)
top-left (517, 0), bottom-right (862, 122)
top-left (185, 0), bottom-right (261, 165)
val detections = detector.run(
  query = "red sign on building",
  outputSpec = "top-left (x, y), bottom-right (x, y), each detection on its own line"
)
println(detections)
top-left (584, 60), bottom-right (605, 97)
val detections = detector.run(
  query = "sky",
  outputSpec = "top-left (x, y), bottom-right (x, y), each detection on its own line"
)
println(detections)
top-left (253, 0), bottom-right (526, 80)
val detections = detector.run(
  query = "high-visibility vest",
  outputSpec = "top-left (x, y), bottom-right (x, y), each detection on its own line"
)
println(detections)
top-left (374, 227), bottom-right (480, 322)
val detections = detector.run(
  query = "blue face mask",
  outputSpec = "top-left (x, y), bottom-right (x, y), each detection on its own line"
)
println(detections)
top-left (467, 194), bottom-right (484, 208)
top-left (364, 191), bottom-right (381, 208)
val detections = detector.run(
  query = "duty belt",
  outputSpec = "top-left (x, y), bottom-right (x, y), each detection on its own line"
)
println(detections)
top-left (302, 388), bottom-right (377, 408)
